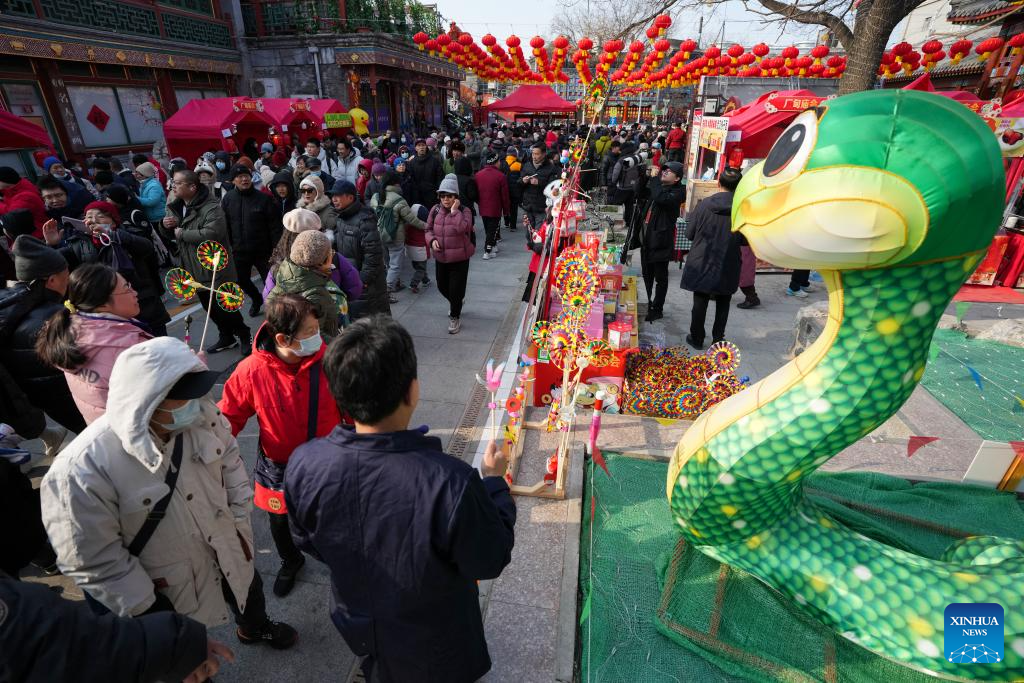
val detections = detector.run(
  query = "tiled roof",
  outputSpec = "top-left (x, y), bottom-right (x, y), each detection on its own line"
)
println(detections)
top-left (948, 0), bottom-right (1020, 23)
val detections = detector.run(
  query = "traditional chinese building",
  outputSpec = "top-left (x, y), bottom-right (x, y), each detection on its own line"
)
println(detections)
top-left (0, 0), bottom-right (241, 169)
top-left (240, 1), bottom-right (461, 134)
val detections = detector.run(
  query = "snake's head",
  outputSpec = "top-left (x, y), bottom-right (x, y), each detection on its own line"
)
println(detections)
top-left (732, 91), bottom-right (1005, 270)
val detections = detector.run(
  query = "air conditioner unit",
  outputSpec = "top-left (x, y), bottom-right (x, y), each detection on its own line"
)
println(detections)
top-left (251, 78), bottom-right (281, 98)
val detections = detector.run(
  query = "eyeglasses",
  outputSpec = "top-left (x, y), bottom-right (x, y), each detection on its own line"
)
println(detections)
top-left (300, 188), bottom-right (317, 194)
top-left (438, 193), bottom-right (457, 199)
top-left (112, 281), bottom-right (134, 295)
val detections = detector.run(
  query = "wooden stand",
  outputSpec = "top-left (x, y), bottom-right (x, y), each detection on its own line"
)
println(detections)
top-left (505, 420), bottom-right (574, 500)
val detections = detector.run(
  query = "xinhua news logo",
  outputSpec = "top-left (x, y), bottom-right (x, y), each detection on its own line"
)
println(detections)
top-left (944, 603), bottom-right (1004, 663)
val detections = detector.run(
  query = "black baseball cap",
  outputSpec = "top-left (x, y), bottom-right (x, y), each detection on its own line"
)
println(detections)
top-left (165, 370), bottom-right (220, 400)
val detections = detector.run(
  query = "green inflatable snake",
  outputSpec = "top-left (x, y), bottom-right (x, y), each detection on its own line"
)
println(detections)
top-left (667, 90), bottom-right (1024, 679)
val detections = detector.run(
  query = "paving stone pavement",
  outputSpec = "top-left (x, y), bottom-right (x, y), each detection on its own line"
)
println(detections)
top-left (21, 225), bottom-right (1021, 681)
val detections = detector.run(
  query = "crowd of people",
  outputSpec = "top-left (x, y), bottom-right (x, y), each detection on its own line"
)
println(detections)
top-left (0, 114), bottom-right (780, 681)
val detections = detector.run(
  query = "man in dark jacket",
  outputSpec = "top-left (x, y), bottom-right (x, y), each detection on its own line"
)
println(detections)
top-left (633, 162), bottom-right (685, 322)
top-left (0, 235), bottom-right (85, 433)
top-left (681, 167), bottom-right (744, 349)
top-left (0, 571), bottom-right (234, 682)
top-left (519, 143), bottom-right (558, 230)
top-left (222, 164), bottom-right (283, 316)
top-left (163, 170), bottom-right (251, 355)
top-left (601, 140), bottom-right (621, 193)
top-left (406, 139), bottom-right (445, 208)
top-left (501, 145), bottom-right (523, 231)
top-left (37, 175), bottom-right (89, 222)
top-left (331, 181), bottom-right (391, 318)
top-left (285, 317), bottom-right (515, 683)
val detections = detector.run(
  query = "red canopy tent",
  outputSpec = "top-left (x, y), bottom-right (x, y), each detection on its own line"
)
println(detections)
top-left (0, 109), bottom-right (52, 150)
top-left (163, 97), bottom-right (275, 163)
top-left (723, 90), bottom-right (821, 159)
top-left (485, 85), bottom-right (577, 115)
top-left (261, 98), bottom-right (319, 142)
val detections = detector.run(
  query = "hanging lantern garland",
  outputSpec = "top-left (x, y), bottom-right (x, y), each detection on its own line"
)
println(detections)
top-left (414, 25), bottom-right (1024, 94)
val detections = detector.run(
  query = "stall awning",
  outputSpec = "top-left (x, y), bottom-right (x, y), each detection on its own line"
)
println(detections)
top-left (163, 97), bottom-right (276, 161)
top-left (0, 109), bottom-right (52, 150)
top-left (724, 90), bottom-right (820, 159)
top-left (485, 85), bottom-right (577, 113)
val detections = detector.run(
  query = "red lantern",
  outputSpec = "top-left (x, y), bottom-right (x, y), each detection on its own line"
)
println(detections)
top-left (654, 38), bottom-right (671, 54)
top-left (629, 40), bottom-right (645, 53)
top-left (530, 36), bottom-right (545, 49)
top-left (728, 146), bottom-right (744, 169)
top-left (781, 45), bottom-right (799, 61)
top-left (646, 26), bottom-right (659, 40)
top-left (506, 35), bottom-right (521, 48)
top-left (976, 36), bottom-right (1005, 61)
top-left (827, 55), bottom-right (843, 68)
top-left (922, 39), bottom-right (943, 55)
top-left (716, 55), bottom-right (730, 68)
top-left (654, 14), bottom-right (672, 29)
top-left (811, 44), bottom-right (829, 61)
top-left (1010, 33), bottom-right (1024, 55)
top-left (679, 39), bottom-right (697, 57)
top-left (891, 41), bottom-right (912, 57)
top-left (752, 43), bottom-right (769, 60)
top-left (425, 39), bottom-right (438, 54)
top-left (579, 38), bottom-right (594, 51)
top-left (458, 33), bottom-right (473, 47)
top-left (481, 34), bottom-right (496, 47)
top-left (950, 38), bottom-right (972, 64)
top-left (728, 44), bottom-right (744, 59)
top-left (553, 36), bottom-right (569, 50)
top-left (705, 45), bottom-right (721, 60)
top-left (413, 32), bottom-right (428, 51)
top-left (437, 34), bottom-right (451, 47)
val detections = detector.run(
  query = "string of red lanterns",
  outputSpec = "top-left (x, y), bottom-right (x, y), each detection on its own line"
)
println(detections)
top-left (411, 24), bottom-right (1024, 96)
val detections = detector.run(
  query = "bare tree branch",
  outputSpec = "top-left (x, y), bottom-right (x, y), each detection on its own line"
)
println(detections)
top-left (754, 0), bottom-right (854, 47)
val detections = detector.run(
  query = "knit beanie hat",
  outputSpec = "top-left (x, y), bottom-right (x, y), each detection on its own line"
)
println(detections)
top-left (0, 209), bottom-right (35, 239)
top-left (42, 156), bottom-right (62, 172)
top-left (485, 151), bottom-right (501, 165)
top-left (261, 142), bottom-right (275, 154)
top-left (260, 166), bottom-right (276, 188)
top-left (135, 162), bottom-right (156, 178)
top-left (371, 161), bottom-right (387, 176)
top-left (437, 174), bottom-right (459, 196)
top-left (237, 156), bottom-right (255, 170)
top-left (229, 164), bottom-right (252, 180)
top-left (84, 200), bottom-right (120, 224)
top-left (392, 156), bottom-right (406, 169)
top-left (13, 235), bottom-right (67, 282)
top-left (290, 229), bottom-right (331, 268)
top-left (283, 207), bottom-right (321, 234)
top-left (272, 150), bottom-right (288, 167)
top-left (425, 137), bottom-right (437, 148)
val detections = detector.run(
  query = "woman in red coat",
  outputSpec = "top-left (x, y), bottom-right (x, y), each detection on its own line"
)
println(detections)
top-left (219, 292), bottom-right (342, 597)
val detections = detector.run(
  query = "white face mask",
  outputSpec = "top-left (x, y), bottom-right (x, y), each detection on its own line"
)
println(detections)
top-left (294, 331), bottom-right (322, 356)
top-left (154, 399), bottom-right (201, 431)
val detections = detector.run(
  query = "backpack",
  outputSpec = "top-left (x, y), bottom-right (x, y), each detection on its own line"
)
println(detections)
top-left (614, 155), bottom-right (643, 193)
top-left (0, 283), bottom-right (40, 345)
top-left (374, 200), bottom-right (400, 244)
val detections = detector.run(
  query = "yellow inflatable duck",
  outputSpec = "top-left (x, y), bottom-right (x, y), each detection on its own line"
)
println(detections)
top-left (348, 107), bottom-right (370, 136)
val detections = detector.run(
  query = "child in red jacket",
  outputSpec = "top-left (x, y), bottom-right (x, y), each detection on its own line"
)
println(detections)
top-left (219, 293), bottom-right (342, 597)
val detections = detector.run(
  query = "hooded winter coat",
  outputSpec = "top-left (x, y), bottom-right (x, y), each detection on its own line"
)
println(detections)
top-left (0, 178), bottom-right (46, 233)
top-left (40, 338), bottom-right (256, 626)
top-left (269, 170), bottom-right (297, 216)
top-left (425, 204), bottom-right (475, 264)
top-left (369, 185), bottom-right (424, 246)
top-left (165, 184), bottom-right (238, 286)
top-left (221, 184), bottom-right (282, 259)
top-left (296, 176), bottom-right (336, 236)
top-left (681, 190), bottom-right (743, 296)
top-left (284, 425), bottom-right (516, 683)
top-left (58, 313), bottom-right (152, 424)
top-left (355, 158), bottom-right (375, 202)
top-left (335, 199), bottom-right (390, 318)
top-left (138, 177), bottom-right (166, 223)
top-left (270, 258), bottom-right (344, 339)
top-left (406, 151), bottom-right (445, 207)
top-left (219, 322), bottom-right (341, 465)
top-left (331, 149), bottom-right (363, 186)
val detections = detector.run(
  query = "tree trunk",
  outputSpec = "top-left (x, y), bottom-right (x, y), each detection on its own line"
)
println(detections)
top-left (839, 1), bottom-right (911, 95)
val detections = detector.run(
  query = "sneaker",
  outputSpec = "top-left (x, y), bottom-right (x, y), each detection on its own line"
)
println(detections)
top-left (448, 316), bottom-right (461, 334)
top-left (492, 245), bottom-right (499, 255)
top-left (785, 288), bottom-right (809, 298)
top-left (496, 235), bottom-right (503, 243)
top-left (421, 278), bottom-right (431, 288)
top-left (685, 334), bottom-right (704, 350)
top-left (273, 555), bottom-right (305, 597)
top-left (248, 300), bottom-right (263, 317)
top-left (237, 620), bottom-right (298, 650)
top-left (206, 337), bottom-right (239, 354)
top-left (482, 252), bottom-right (492, 260)
top-left (388, 282), bottom-right (405, 293)
top-left (736, 298), bottom-right (761, 309)
top-left (800, 285), bottom-right (816, 293)
top-left (388, 294), bottom-right (398, 304)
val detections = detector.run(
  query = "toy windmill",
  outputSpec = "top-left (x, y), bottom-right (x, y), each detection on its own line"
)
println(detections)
top-left (164, 240), bottom-right (244, 351)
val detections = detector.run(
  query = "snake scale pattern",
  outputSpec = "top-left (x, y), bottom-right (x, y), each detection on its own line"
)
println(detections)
top-left (667, 90), bottom-right (1024, 680)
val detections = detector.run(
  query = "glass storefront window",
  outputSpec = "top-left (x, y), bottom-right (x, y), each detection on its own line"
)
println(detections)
top-left (67, 84), bottom-right (165, 148)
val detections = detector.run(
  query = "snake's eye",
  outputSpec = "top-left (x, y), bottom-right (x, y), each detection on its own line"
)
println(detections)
top-left (761, 109), bottom-right (818, 186)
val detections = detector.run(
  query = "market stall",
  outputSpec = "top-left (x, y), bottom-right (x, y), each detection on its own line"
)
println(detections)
top-left (261, 98), bottom-right (348, 143)
top-left (163, 97), bottom-right (276, 163)
top-left (0, 108), bottom-right (55, 177)
top-left (485, 84), bottom-right (577, 124)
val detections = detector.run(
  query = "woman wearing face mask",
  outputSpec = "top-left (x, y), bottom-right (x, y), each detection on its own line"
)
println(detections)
top-left (269, 229), bottom-right (345, 339)
top-left (219, 293), bottom-right (341, 597)
top-left (36, 263), bottom-right (152, 424)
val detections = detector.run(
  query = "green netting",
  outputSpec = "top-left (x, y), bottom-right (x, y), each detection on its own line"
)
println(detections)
top-left (922, 328), bottom-right (1024, 441)
top-left (578, 452), bottom-right (1024, 682)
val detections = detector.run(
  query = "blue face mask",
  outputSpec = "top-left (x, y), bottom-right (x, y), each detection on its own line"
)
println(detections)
top-left (295, 332), bottom-right (322, 357)
top-left (154, 399), bottom-right (201, 431)
top-left (215, 161), bottom-right (226, 171)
